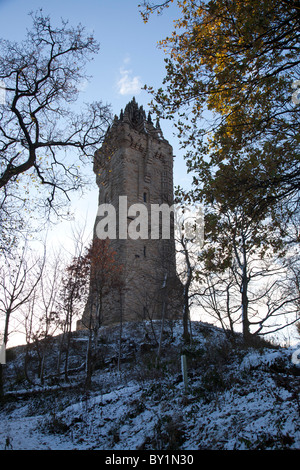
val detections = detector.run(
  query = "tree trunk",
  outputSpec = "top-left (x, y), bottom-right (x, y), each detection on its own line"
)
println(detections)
top-left (234, 230), bottom-right (251, 342)
top-left (156, 273), bottom-right (168, 367)
top-left (241, 264), bottom-right (251, 342)
top-left (0, 364), bottom-right (3, 401)
top-left (156, 301), bottom-right (166, 367)
top-left (182, 239), bottom-right (192, 343)
top-left (64, 330), bottom-right (72, 382)
top-left (183, 285), bottom-right (191, 343)
top-left (85, 306), bottom-right (94, 389)
top-left (40, 352), bottom-right (45, 385)
top-left (24, 344), bottom-right (33, 385)
top-left (117, 293), bottom-right (123, 372)
top-left (57, 331), bottom-right (65, 375)
top-left (85, 332), bottom-right (93, 389)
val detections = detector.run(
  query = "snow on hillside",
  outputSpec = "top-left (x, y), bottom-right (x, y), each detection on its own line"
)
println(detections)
top-left (0, 321), bottom-right (299, 451)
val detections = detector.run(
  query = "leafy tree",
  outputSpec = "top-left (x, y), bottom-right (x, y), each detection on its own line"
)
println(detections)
top-left (141, 0), bottom-right (300, 340)
top-left (0, 11), bottom-right (112, 249)
top-left (139, 0), bottom-right (174, 21)
top-left (142, 0), bottom-right (300, 220)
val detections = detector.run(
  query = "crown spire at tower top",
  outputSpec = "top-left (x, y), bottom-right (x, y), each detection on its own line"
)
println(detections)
top-left (123, 97), bottom-right (146, 127)
top-left (114, 97), bottom-right (164, 139)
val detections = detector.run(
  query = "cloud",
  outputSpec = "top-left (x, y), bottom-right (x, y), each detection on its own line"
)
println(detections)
top-left (123, 55), bottom-right (131, 65)
top-left (76, 78), bottom-right (89, 93)
top-left (116, 67), bottom-right (142, 96)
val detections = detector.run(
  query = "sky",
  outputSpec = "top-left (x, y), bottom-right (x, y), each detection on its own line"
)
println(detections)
top-left (0, 0), bottom-right (195, 346)
top-left (0, 0), bottom-right (192, 248)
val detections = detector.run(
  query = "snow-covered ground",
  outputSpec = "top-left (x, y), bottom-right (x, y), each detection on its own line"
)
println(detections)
top-left (1, 321), bottom-right (299, 450)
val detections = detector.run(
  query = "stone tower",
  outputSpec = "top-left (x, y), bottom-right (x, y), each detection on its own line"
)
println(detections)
top-left (79, 98), bottom-right (181, 328)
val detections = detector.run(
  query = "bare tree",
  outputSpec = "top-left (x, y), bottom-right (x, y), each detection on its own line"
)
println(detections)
top-left (197, 209), bottom-right (300, 342)
top-left (176, 234), bottom-right (196, 343)
top-left (59, 252), bottom-right (89, 381)
top-left (81, 239), bottom-right (123, 388)
top-left (250, 257), bottom-right (300, 338)
top-left (197, 268), bottom-right (240, 339)
top-left (0, 242), bottom-right (44, 396)
top-left (22, 291), bottom-right (38, 384)
top-left (32, 250), bottom-right (63, 385)
top-left (0, 11), bottom-right (112, 249)
top-left (174, 200), bottom-right (203, 342)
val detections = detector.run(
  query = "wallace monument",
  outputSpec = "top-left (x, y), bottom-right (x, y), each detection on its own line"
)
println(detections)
top-left (78, 98), bottom-right (181, 328)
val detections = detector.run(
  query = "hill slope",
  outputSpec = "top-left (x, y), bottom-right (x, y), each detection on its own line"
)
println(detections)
top-left (1, 321), bottom-right (299, 450)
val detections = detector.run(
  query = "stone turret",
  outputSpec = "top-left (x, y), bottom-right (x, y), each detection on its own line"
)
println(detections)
top-left (79, 98), bottom-right (182, 328)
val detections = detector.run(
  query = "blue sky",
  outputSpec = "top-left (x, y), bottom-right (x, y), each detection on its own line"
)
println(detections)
top-left (0, 0), bottom-right (192, 243)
